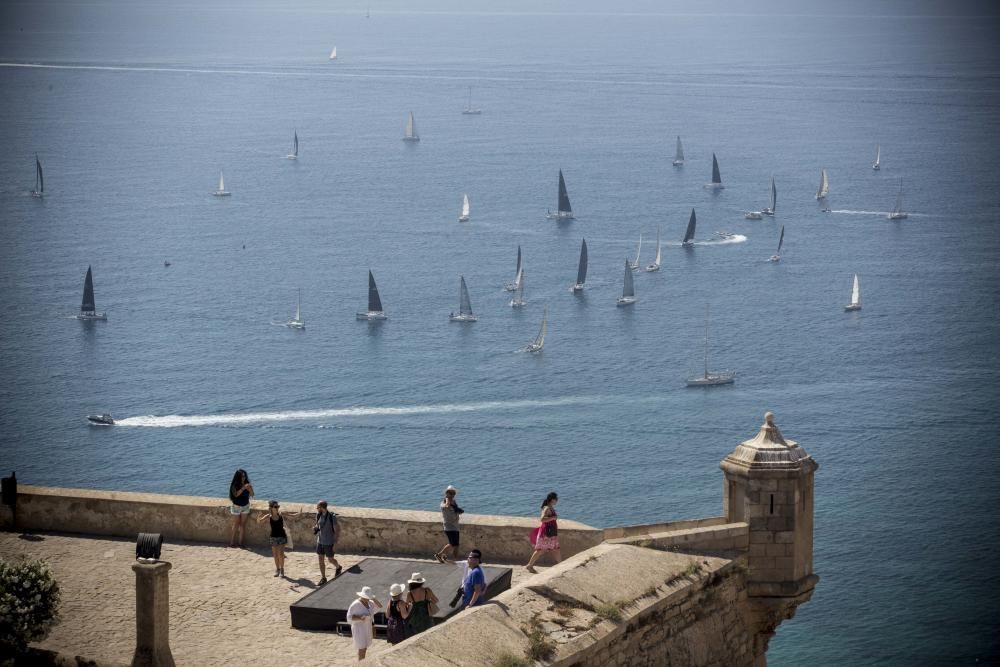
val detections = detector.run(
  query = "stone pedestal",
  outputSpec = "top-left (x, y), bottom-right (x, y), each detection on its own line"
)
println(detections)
top-left (131, 561), bottom-right (175, 667)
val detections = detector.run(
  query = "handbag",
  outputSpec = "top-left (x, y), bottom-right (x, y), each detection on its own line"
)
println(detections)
top-left (427, 596), bottom-right (440, 616)
top-left (543, 522), bottom-right (556, 538)
top-left (284, 524), bottom-right (294, 550)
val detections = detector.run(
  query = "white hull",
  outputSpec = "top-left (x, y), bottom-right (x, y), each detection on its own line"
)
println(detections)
top-left (645, 264), bottom-right (660, 272)
top-left (815, 193), bottom-right (826, 200)
top-left (629, 263), bottom-right (640, 272)
top-left (76, 312), bottom-right (108, 321)
top-left (672, 159), bottom-right (684, 166)
top-left (503, 283), bottom-right (518, 292)
top-left (616, 296), bottom-right (636, 306)
top-left (286, 155), bottom-right (297, 160)
top-left (546, 210), bottom-right (575, 220)
top-left (462, 109), bottom-right (481, 115)
top-left (285, 320), bottom-right (305, 329)
top-left (844, 304), bottom-right (862, 312)
top-left (525, 343), bottom-right (543, 353)
top-left (510, 299), bottom-right (525, 308)
top-left (571, 283), bottom-right (584, 292)
top-left (449, 314), bottom-right (478, 322)
top-left (686, 372), bottom-right (735, 387)
top-left (356, 311), bottom-right (387, 320)
top-left (745, 211), bottom-right (762, 220)
top-left (888, 212), bottom-right (908, 220)
top-left (703, 183), bottom-right (725, 190)
top-left (402, 137), bottom-right (420, 143)
top-left (768, 255), bottom-right (781, 263)
top-left (761, 208), bottom-right (774, 216)
top-left (31, 191), bottom-right (43, 198)
top-left (458, 215), bottom-right (470, 222)
top-left (213, 191), bottom-right (230, 197)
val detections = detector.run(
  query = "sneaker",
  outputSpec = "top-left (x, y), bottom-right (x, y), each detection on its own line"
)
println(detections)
top-left (279, 569), bottom-right (284, 577)
top-left (434, 554), bottom-right (445, 564)
top-left (334, 565), bottom-right (343, 577)
top-left (319, 577), bottom-right (328, 585)
top-left (274, 570), bottom-right (281, 577)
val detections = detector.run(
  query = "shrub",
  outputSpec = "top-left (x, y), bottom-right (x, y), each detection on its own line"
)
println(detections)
top-left (0, 559), bottom-right (61, 655)
top-left (593, 602), bottom-right (624, 623)
top-left (493, 653), bottom-right (531, 667)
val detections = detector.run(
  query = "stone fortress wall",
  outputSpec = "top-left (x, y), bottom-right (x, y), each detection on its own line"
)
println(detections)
top-left (0, 411), bottom-right (817, 667)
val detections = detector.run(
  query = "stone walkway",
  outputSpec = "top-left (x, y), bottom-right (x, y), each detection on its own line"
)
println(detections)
top-left (0, 532), bottom-right (535, 666)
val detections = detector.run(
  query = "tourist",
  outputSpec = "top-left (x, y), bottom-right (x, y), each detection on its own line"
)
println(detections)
top-left (440, 548), bottom-right (481, 607)
top-left (434, 485), bottom-right (463, 563)
top-left (347, 586), bottom-right (382, 661)
top-left (385, 583), bottom-right (411, 645)
top-left (255, 499), bottom-right (298, 577)
top-left (405, 572), bottom-right (439, 636)
top-left (462, 549), bottom-right (487, 608)
top-left (526, 492), bottom-right (561, 573)
top-left (227, 469), bottom-right (254, 548)
top-left (314, 500), bottom-right (342, 585)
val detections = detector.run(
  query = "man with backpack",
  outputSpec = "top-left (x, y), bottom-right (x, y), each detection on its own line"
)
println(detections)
top-left (314, 500), bottom-right (342, 585)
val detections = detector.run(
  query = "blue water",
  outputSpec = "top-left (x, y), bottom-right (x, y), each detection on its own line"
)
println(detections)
top-left (2, 1), bottom-right (999, 663)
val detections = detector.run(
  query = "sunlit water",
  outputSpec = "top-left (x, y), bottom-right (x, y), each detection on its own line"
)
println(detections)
top-left (1, 1), bottom-right (998, 663)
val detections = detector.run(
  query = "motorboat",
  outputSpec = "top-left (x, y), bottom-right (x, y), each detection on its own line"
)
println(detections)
top-left (87, 414), bottom-right (115, 426)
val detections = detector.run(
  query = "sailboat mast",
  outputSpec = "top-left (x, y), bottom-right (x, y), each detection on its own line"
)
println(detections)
top-left (704, 304), bottom-right (710, 378)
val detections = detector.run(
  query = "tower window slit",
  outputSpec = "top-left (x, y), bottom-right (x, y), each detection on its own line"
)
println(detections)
top-left (770, 494), bottom-right (774, 514)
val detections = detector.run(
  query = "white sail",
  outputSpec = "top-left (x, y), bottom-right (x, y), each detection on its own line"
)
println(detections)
top-left (403, 112), bottom-right (419, 141)
top-left (851, 274), bottom-right (860, 305)
top-left (873, 144), bottom-right (880, 170)
top-left (816, 169), bottom-right (829, 199)
top-left (462, 86), bottom-right (481, 115)
top-left (459, 193), bottom-right (470, 221)
top-left (888, 179), bottom-right (907, 219)
top-left (213, 171), bottom-right (230, 196)
top-left (286, 289), bottom-right (305, 328)
top-left (630, 234), bottom-right (642, 270)
top-left (646, 229), bottom-right (661, 271)
top-left (329, 46), bottom-right (337, 60)
top-left (510, 267), bottom-right (525, 307)
top-left (526, 306), bottom-right (547, 352)
top-left (673, 136), bottom-right (684, 165)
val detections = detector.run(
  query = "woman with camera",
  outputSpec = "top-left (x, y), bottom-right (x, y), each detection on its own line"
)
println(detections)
top-left (434, 484), bottom-right (464, 563)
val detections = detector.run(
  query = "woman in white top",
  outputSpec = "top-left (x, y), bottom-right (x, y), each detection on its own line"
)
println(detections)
top-left (346, 586), bottom-right (382, 660)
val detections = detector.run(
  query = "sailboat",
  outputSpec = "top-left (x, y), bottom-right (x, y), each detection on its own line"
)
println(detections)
top-left (672, 136), bottom-right (685, 166)
top-left (286, 289), bottom-right (305, 329)
top-left (761, 177), bottom-right (777, 216)
top-left (504, 246), bottom-right (522, 291)
top-left (816, 169), bottom-right (829, 199)
top-left (616, 259), bottom-right (636, 306)
top-left (403, 112), bottom-right (420, 142)
top-left (329, 46), bottom-right (337, 60)
top-left (546, 169), bottom-right (575, 220)
top-left (768, 226), bottom-right (785, 263)
top-left (509, 267), bottom-right (525, 307)
top-left (686, 305), bottom-right (734, 386)
top-left (704, 153), bottom-right (724, 189)
top-left (629, 234), bottom-right (643, 271)
top-left (458, 193), bottom-right (471, 222)
top-left (356, 270), bottom-right (387, 320)
top-left (525, 306), bottom-right (547, 353)
top-left (212, 171), bottom-right (230, 197)
top-left (844, 274), bottom-right (862, 311)
top-left (571, 238), bottom-right (588, 292)
top-left (645, 229), bottom-right (661, 271)
top-left (462, 87), bottom-right (481, 115)
top-left (286, 131), bottom-right (299, 160)
top-left (31, 154), bottom-right (44, 198)
top-left (888, 179), bottom-right (908, 220)
top-left (75, 266), bottom-right (107, 321)
top-left (872, 144), bottom-right (881, 171)
top-left (682, 209), bottom-right (697, 246)
top-left (450, 276), bottom-right (477, 322)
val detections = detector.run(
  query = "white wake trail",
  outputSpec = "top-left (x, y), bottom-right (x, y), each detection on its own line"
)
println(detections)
top-left (115, 396), bottom-right (602, 428)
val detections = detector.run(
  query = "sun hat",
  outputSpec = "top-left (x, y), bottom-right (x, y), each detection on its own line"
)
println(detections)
top-left (389, 583), bottom-right (405, 597)
top-left (445, 485), bottom-right (458, 494)
top-left (268, 500), bottom-right (280, 508)
top-left (407, 572), bottom-right (427, 585)
top-left (356, 586), bottom-right (376, 600)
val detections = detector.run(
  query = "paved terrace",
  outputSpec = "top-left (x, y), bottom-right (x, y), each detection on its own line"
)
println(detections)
top-left (0, 531), bottom-right (536, 666)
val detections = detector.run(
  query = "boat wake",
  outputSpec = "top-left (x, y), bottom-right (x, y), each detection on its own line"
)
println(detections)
top-left (668, 235), bottom-right (747, 247)
top-left (827, 209), bottom-right (890, 216)
top-left (114, 396), bottom-right (601, 428)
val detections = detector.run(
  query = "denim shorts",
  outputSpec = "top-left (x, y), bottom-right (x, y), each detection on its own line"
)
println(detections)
top-left (269, 536), bottom-right (288, 546)
top-left (230, 504), bottom-right (251, 515)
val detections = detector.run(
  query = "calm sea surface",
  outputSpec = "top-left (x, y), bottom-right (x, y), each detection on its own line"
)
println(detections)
top-left (1, 1), bottom-right (998, 663)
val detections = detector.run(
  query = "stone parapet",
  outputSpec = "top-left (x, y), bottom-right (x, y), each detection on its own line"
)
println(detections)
top-left (606, 522), bottom-right (749, 553)
top-left (2, 485), bottom-right (603, 563)
top-left (602, 516), bottom-right (728, 540)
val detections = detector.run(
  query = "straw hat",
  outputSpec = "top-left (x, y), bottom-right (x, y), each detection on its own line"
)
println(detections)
top-left (445, 485), bottom-right (458, 494)
top-left (389, 583), bottom-right (405, 597)
top-left (356, 586), bottom-right (377, 600)
top-left (407, 572), bottom-right (427, 585)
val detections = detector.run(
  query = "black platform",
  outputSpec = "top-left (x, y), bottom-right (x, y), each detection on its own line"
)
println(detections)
top-left (289, 558), bottom-right (512, 631)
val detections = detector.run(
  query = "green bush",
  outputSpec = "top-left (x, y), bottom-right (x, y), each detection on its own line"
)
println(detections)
top-left (0, 559), bottom-right (61, 655)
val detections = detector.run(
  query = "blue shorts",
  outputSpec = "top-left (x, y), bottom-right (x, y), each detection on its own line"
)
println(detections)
top-left (444, 530), bottom-right (460, 547)
top-left (316, 543), bottom-right (336, 558)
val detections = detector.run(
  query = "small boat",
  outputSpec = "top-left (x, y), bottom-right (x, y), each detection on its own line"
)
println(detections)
top-left (761, 177), bottom-right (776, 216)
top-left (525, 306), bottom-right (547, 353)
top-left (76, 266), bottom-right (107, 321)
top-left (504, 246), bottom-right (522, 291)
top-left (571, 238), bottom-right (587, 292)
top-left (821, 208), bottom-right (832, 213)
top-left (164, 260), bottom-right (171, 267)
top-left (510, 267), bottom-right (525, 307)
top-left (629, 234), bottom-right (642, 271)
top-left (546, 169), bottom-right (575, 220)
top-left (686, 305), bottom-right (734, 387)
top-left (616, 259), bottom-right (636, 306)
top-left (458, 193), bottom-right (471, 222)
top-left (462, 87), bottom-right (481, 115)
top-left (716, 231), bottom-right (736, 240)
top-left (449, 276), bottom-right (478, 322)
top-left (356, 270), bottom-right (388, 320)
top-left (212, 171), bottom-right (230, 197)
top-left (286, 131), bottom-right (299, 160)
top-left (329, 46), bottom-right (337, 60)
top-left (645, 229), bottom-right (661, 272)
top-left (816, 169), bottom-right (829, 199)
top-left (844, 273), bottom-right (862, 311)
top-left (744, 211), bottom-right (763, 220)
top-left (888, 179), bottom-right (908, 220)
top-left (31, 154), bottom-right (44, 198)
top-left (286, 289), bottom-right (305, 329)
top-left (873, 144), bottom-right (881, 171)
top-left (672, 136), bottom-right (684, 166)
top-left (87, 414), bottom-right (115, 426)
top-left (768, 226), bottom-right (784, 262)
top-left (704, 153), bottom-right (724, 189)
top-left (681, 208), bottom-right (697, 246)
top-left (403, 111), bottom-right (420, 142)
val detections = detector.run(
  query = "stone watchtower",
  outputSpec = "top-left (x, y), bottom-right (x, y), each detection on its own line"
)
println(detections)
top-left (721, 412), bottom-right (819, 663)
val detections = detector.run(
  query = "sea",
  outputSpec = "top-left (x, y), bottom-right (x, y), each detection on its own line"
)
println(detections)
top-left (1, 1), bottom-right (998, 663)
